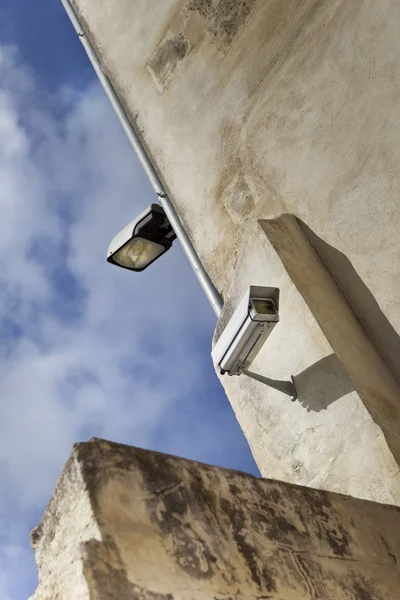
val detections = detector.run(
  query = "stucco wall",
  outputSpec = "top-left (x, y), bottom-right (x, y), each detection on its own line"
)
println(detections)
top-left (31, 439), bottom-right (400, 599)
top-left (69, 0), bottom-right (400, 502)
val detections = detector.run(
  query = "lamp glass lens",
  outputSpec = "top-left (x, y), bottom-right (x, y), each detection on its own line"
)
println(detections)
top-left (113, 237), bottom-right (165, 269)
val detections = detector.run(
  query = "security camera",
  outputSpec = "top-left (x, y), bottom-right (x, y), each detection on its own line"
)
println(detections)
top-left (107, 204), bottom-right (176, 272)
top-left (212, 286), bottom-right (279, 376)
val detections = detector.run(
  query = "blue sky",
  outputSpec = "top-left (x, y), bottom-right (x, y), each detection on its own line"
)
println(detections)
top-left (0, 2), bottom-right (258, 599)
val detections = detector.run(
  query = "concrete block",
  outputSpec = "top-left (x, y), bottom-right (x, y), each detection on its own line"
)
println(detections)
top-left (31, 439), bottom-right (400, 599)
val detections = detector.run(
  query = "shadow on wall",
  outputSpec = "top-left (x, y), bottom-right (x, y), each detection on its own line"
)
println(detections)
top-left (245, 354), bottom-right (354, 412)
top-left (294, 353), bottom-right (354, 412)
top-left (248, 353), bottom-right (354, 411)
top-left (299, 221), bottom-right (400, 387)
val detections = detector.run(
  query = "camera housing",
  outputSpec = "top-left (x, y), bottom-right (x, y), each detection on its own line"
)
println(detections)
top-left (212, 286), bottom-right (280, 376)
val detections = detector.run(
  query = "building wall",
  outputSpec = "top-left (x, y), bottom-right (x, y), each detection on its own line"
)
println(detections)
top-left (31, 439), bottom-right (400, 600)
top-left (70, 0), bottom-right (400, 502)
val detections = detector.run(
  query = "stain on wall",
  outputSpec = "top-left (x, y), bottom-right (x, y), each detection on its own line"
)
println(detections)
top-left (205, 0), bottom-right (258, 50)
top-left (216, 162), bottom-right (258, 223)
top-left (147, 0), bottom-right (258, 93)
top-left (147, 30), bottom-right (191, 93)
top-left (187, 0), bottom-right (220, 21)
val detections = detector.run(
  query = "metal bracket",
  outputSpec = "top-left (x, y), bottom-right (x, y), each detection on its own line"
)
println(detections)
top-left (244, 370), bottom-right (297, 401)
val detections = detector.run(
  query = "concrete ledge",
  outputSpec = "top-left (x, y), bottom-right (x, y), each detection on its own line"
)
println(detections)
top-left (260, 214), bottom-right (400, 468)
top-left (31, 438), bottom-right (400, 599)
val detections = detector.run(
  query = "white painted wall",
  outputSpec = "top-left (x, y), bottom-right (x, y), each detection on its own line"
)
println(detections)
top-left (71, 0), bottom-right (400, 502)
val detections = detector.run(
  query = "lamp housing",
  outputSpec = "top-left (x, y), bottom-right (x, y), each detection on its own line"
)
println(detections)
top-left (107, 204), bottom-right (176, 272)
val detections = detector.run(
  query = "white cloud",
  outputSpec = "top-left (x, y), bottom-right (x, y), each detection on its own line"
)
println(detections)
top-left (0, 45), bottom-right (222, 599)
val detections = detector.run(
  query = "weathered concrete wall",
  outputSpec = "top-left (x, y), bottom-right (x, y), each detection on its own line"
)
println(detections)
top-left (31, 439), bottom-right (400, 600)
top-left (69, 0), bottom-right (400, 502)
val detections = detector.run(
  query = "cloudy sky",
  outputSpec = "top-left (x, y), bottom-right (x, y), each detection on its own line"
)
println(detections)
top-left (0, 2), bottom-right (258, 598)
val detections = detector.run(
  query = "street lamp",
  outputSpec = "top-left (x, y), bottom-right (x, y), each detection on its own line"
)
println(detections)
top-left (107, 204), bottom-right (176, 272)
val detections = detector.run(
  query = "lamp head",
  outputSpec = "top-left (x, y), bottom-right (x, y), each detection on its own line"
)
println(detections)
top-left (107, 204), bottom-right (176, 272)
